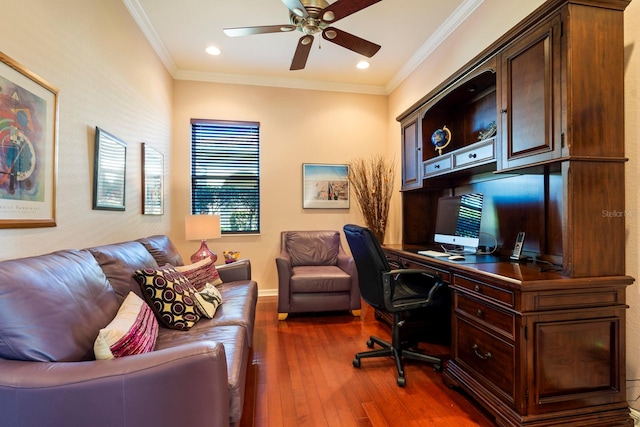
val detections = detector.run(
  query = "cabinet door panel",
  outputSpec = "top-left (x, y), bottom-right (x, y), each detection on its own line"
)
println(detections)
top-left (500, 15), bottom-right (562, 169)
top-left (402, 117), bottom-right (421, 190)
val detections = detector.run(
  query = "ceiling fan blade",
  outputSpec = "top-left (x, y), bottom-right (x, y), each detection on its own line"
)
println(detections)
top-left (321, 0), bottom-right (382, 24)
top-left (322, 27), bottom-right (381, 58)
top-left (290, 35), bottom-right (314, 70)
top-left (223, 24), bottom-right (297, 37)
top-left (281, 0), bottom-right (308, 18)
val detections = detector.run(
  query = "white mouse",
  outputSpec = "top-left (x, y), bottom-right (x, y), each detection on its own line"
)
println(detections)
top-left (448, 255), bottom-right (466, 261)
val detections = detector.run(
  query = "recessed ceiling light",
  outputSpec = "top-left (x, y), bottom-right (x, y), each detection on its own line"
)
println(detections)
top-left (205, 46), bottom-right (221, 56)
top-left (357, 61), bottom-right (370, 70)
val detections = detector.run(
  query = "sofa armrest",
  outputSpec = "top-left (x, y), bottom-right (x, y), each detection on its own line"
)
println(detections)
top-left (217, 258), bottom-right (251, 282)
top-left (0, 342), bottom-right (230, 427)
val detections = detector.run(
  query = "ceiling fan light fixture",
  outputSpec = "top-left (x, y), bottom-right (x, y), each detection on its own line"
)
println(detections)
top-left (301, 35), bottom-right (313, 45)
top-left (281, 26), bottom-right (296, 32)
top-left (292, 7), bottom-right (305, 17)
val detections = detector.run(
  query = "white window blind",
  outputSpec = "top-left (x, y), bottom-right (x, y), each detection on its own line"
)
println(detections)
top-left (190, 119), bottom-right (260, 234)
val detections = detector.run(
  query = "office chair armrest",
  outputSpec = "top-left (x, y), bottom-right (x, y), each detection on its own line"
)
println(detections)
top-left (385, 269), bottom-right (444, 304)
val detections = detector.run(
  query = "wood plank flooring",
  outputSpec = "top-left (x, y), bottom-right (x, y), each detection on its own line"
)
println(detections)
top-left (239, 296), bottom-right (496, 427)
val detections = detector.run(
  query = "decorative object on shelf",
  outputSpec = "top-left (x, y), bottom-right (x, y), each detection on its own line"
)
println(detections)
top-left (478, 121), bottom-right (497, 141)
top-left (302, 163), bottom-right (350, 209)
top-left (93, 127), bottom-right (127, 211)
top-left (348, 155), bottom-right (395, 244)
top-left (431, 125), bottom-right (451, 156)
top-left (141, 143), bottom-right (163, 215)
top-left (185, 214), bottom-right (221, 263)
top-left (0, 51), bottom-right (58, 228)
top-left (223, 250), bottom-right (240, 264)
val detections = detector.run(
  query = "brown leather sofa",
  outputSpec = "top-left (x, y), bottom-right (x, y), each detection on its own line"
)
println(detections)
top-left (276, 230), bottom-right (360, 320)
top-left (0, 235), bottom-right (257, 427)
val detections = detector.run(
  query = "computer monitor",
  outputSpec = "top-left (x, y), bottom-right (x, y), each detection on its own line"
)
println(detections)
top-left (434, 193), bottom-right (484, 254)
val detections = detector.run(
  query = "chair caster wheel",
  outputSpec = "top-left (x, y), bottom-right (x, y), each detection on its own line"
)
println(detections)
top-left (396, 376), bottom-right (406, 387)
top-left (434, 364), bottom-right (442, 373)
top-left (353, 357), bottom-right (361, 368)
top-left (366, 339), bottom-right (374, 349)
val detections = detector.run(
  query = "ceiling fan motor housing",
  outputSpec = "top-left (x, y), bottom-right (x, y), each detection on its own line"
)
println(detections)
top-left (290, 0), bottom-right (330, 34)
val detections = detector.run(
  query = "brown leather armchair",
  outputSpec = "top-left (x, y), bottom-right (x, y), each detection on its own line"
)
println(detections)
top-left (276, 230), bottom-right (361, 320)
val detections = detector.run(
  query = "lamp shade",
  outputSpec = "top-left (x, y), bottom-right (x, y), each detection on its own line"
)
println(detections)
top-left (185, 214), bottom-right (221, 240)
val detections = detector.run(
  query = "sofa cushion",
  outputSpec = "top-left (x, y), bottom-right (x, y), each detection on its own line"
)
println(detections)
top-left (134, 265), bottom-right (201, 330)
top-left (89, 241), bottom-right (159, 302)
top-left (0, 250), bottom-right (120, 362)
top-left (137, 235), bottom-right (184, 267)
top-left (285, 231), bottom-right (340, 267)
top-left (94, 292), bottom-right (158, 359)
top-left (194, 283), bottom-right (223, 318)
top-left (175, 257), bottom-right (222, 290)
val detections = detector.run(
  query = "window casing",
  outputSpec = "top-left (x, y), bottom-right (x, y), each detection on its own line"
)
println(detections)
top-left (190, 119), bottom-right (260, 234)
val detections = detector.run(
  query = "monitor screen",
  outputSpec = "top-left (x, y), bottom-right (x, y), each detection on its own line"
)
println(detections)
top-left (434, 193), bottom-right (484, 253)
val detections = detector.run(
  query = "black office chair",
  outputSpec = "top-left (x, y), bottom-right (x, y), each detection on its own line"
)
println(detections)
top-left (343, 224), bottom-right (450, 387)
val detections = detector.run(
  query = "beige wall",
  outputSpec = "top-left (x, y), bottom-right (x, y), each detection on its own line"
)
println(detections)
top-left (0, 0), bottom-right (173, 260)
top-left (172, 80), bottom-right (387, 295)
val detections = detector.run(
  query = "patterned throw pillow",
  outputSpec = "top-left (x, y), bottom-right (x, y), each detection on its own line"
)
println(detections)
top-left (94, 292), bottom-right (158, 360)
top-left (175, 257), bottom-right (222, 290)
top-left (133, 265), bottom-right (201, 330)
top-left (193, 283), bottom-right (223, 318)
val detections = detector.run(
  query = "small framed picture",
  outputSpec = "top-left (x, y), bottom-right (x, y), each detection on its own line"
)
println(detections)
top-left (302, 163), bottom-right (350, 209)
top-left (141, 143), bottom-right (163, 215)
top-left (93, 127), bottom-right (126, 211)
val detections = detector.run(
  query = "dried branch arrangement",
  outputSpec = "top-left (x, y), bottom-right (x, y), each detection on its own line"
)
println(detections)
top-left (348, 155), bottom-right (396, 243)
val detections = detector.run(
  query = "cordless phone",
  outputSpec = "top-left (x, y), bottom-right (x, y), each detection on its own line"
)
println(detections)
top-left (510, 231), bottom-right (526, 261)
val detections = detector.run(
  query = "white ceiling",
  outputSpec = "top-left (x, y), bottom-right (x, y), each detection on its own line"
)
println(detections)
top-left (124, 0), bottom-right (482, 94)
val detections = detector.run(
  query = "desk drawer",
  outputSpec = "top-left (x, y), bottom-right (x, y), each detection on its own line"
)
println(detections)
top-left (453, 139), bottom-right (495, 168)
top-left (456, 317), bottom-right (516, 405)
top-left (400, 257), bottom-right (451, 283)
top-left (454, 275), bottom-right (514, 308)
top-left (456, 294), bottom-right (515, 338)
top-left (423, 155), bottom-right (452, 177)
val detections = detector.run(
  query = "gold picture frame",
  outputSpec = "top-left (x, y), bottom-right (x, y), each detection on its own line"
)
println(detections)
top-left (0, 51), bottom-right (58, 228)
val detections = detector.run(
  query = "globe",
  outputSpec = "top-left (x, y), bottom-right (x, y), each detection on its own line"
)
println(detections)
top-left (431, 125), bottom-right (451, 155)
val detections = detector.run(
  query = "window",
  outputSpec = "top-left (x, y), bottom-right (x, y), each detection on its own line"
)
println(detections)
top-left (190, 119), bottom-right (260, 234)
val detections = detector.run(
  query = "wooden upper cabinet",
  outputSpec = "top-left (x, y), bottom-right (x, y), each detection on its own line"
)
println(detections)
top-left (499, 15), bottom-right (562, 170)
top-left (401, 112), bottom-right (422, 190)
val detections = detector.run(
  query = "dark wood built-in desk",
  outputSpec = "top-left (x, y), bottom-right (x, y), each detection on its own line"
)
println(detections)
top-left (383, 245), bottom-right (633, 426)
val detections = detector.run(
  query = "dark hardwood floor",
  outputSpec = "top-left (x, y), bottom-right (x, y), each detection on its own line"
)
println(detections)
top-left (239, 296), bottom-right (496, 427)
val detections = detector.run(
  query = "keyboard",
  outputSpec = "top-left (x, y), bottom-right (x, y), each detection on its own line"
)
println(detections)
top-left (418, 250), bottom-right (450, 258)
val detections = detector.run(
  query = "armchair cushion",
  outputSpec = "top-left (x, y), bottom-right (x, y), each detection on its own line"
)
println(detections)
top-left (285, 230), bottom-right (340, 266)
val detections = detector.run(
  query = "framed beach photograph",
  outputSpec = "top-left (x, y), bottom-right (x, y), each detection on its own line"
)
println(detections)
top-left (0, 51), bottom-right (58, 228)
top-left (302, 163), bottom-right (350, 209)
top-left (93, 127), bottom-right (127, 211)
top-left (141, 142), bottom-right (163, 215)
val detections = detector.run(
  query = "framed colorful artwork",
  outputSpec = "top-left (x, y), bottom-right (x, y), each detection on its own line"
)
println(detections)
top-left (93, 127), bottom-right (127, 211)
top-left (141, 143), bottom-right (163, 215)
top-left (0, 51), bottom-right (59, 228)
top-left (302, 163), bottom-right (350, 209)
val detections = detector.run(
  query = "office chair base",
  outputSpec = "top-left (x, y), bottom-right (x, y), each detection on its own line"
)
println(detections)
top-left (353, 335), bottom-right (442, 387)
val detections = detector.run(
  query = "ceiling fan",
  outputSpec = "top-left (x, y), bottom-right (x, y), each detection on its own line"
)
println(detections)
top-left (223, 0), bottom-right (382, 70)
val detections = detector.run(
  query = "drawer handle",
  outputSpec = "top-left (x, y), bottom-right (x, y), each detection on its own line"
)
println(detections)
top-left (434, 164), bottom-right (440, 169)
top-left (476, 309), bottom-right (482, 317)
top-left (474, 285), bottom-right (480, 292)
top-left (468, 153), bottom-right (477, 159)
top-left (472, 344), bottom-right (492, 360)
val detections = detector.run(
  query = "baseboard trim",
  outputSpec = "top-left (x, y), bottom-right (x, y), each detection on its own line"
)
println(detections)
top-left (258, 289), bottom-right (278, 298)
top-left (630, 408), bottom-right (640, 426)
